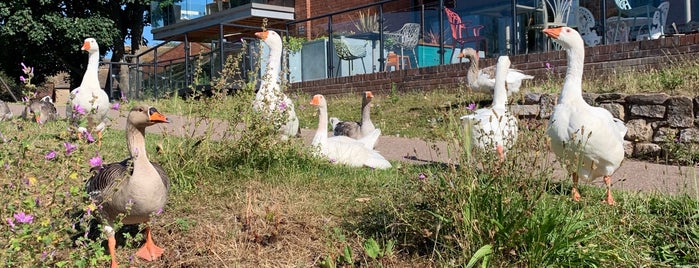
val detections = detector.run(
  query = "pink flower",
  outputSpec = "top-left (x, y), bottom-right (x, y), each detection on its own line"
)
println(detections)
top-left (418, 173), bottom-right (427, 180)
top-left (13, 211), bottom-right (33, 224)
top-left (19, 76), bottom-right (25, 83)
top-left (6, 218), bottom-right (15, 229)
top-left (467, 103), bottom-right (477, 111)
top-left (111, 102), bottom-right (120, 110)
top-left (45, 150), bottom-right (57, 160)
top-left (64, 142), bottom-right (77, 155)
top-left (278, 102), bottom-right (287, 111)
top-left (73, 104), bottom-right (86, 115)
top-left (83, 131), bottom-right (95, 143)
top-left (89, 153), bottom-right (102, 168)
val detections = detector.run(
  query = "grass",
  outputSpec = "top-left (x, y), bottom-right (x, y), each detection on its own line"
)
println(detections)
top-left (1, 50), bottom-right (699, 267)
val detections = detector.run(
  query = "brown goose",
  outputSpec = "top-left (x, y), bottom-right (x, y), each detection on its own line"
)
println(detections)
top-left (85, 105), bottom-right (170, 267)
top-left (23, 96), bottom-right (57, 124)
top-left (332, 91), bottom-right (376, 139)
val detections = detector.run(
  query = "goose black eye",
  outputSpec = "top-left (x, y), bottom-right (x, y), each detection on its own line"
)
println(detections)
top-left (149, 107), bottom-right (157, 115)
top-left (138, 107), bottom-right (144, 112)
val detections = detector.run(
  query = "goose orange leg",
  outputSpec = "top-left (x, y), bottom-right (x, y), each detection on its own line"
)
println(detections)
top-left (135, 227), bottom-right (164, 261)
top-left (496, 145), bottom-right (505, 161)
top-left (571, 173), bottom-right (581, 202)
top-left (603, 175), bottom-right (615, 205)
top-left (108, 235), bottom-right (119, 268)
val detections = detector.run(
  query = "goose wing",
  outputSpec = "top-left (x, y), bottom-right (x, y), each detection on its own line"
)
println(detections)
top-left (85, 158), bottom-right (132, 203)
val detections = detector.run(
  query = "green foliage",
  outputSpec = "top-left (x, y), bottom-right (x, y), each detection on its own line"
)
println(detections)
top-left (284, 35), bottom-right (306, 53)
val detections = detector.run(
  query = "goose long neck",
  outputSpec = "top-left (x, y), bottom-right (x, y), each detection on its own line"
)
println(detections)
top-left (80, 51), bottom-right (100, 88)
top-left (264, 46), bottom-right (282, 87)
top-left (559, 45), bottom-right (585, 104)
top-left (312, 104), bottom-right (328, 145)
top-left (466, 57), bottom-right (479, 88)
top-left (492, 68), bottom-right (508, 110)
top-left (126, 123), bottom-right (149, 164)
top-left (361, 97), bottom-right (372, 124)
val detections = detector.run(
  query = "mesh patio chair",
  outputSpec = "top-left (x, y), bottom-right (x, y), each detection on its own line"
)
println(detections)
top-left (384, 22), bottom-right (421, 68)
top-left (332, 37), bottom-right (367, 76)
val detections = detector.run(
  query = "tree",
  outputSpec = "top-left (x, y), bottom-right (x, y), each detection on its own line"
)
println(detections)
top-left (0, 0), bottom-right (151, 94)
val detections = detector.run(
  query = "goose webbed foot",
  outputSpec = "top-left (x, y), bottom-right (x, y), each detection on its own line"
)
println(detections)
top-left (135, 227), bottom-right (164, 261)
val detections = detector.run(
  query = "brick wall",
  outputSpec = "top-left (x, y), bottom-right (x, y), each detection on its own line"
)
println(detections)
top-left (291, 33), bottom-right (699, 96)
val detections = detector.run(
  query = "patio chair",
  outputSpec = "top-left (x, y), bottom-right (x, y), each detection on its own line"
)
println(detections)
top-left (444, 7), bottom-right (487, 61)
top-left (576, 6), bottom-right (601, 47)
top-left (527, 0), bottom-right (573, 51)
top-left (611, 0), bottom-right (658, 42)
top-left (636, 1), bottom-right (670, 40)
top-left (332, 36), bottom-right (367, 76)
top-left (606, 16), bottom-right (630, 43)
top-left (384, 22), bottom-right (420, 68)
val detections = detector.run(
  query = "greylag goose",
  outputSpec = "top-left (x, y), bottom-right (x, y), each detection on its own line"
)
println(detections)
top-left (462, 48), bottom-right (533, 96)
top-left (23, 96), bottom-right (57, 124)
top-left (543, 27), bottom-right (627, 205)
top-left (310, 94), bottom-right (391, 169)
top-left (67, 38), bottom-right (110, 144)
top-left (253, 30), bottom-right (300, 139)
top-left (85, 105), bottom-right (170, 267)
top-left (461, 55), bottom-right (518, 160)
top-left (332, 91), bottom-right (377, 140)
top-left (0, 100), bottom-right (12, 121)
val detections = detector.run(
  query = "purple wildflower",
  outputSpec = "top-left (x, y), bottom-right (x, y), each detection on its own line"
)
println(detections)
top-left (156, 207), bottom-right (163, 216)
top-left (73, 104), bottom-right (86, 115)
top-left (467, 103), bottom-right (477, 111)
top-left (13, 211), bottom-right (33, 224)
top-left (45, 150), bottom-right (57, 160)
top-left (35, 197), bottom-right (40, 207)
top-left (6, 218), bottom-right (15, 229)
top-left (19, 76), bottom-right (26, 83)
top-left (83, 131), bottom-right (95, 143)
top-left (111, 102), bottom-right (120, 110)
top-left (64, 142), bottom-right (77, 155)
top-left (21, 62), bottom-right (27, 70)
top-left (89, 153), bottom-right (102, 168)
top-left (418, 173), bottom-right (427, 180)
top-left (278, 101), bottom-right (287, 111)
top-left (22, 96), bottom-right (28, 103)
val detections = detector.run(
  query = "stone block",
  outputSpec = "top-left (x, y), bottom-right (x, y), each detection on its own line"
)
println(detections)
top-left (523, 93), bottom-right (541, 105)
top-left (600, 103), bottom-right (625, 121)
top-left (679, 128), bottom-right (699, 143)
top-left (653, 127), bottom-right (679, 143)
top-left (634, 142), bottom-right (662, 157)
top-left (623, 140), bottom-right (634, 157)
top-left (665, 96), bottom-right (694, 128)
top-left (583, 93), bottom-right (597, 106)
top-left (538, 94), bottom-right (557, 119)
top-left (625, 119), bottom-right (653, 142)
top-left (509, 104), bottom-right (540, 117)
top-left (596, 93), bottom-right (627, 103)
top-left (629, 104), bottom-right (666, 118)
top-left (625, 93), bottom-right (669, 104)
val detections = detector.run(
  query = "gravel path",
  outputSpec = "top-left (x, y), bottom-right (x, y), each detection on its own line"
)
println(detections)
top-left (8, 103), bottom-right (698, 196)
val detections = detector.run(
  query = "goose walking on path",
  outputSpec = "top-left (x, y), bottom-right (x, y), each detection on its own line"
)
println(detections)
top-left (253, 30), bottom-right (300, 139)
top-left (85, 105), bottom-right (170, 267)
top-left (310, 94), bottom-right (391, 169)
top-left (461, 55), bottom-right (518, 160)
top-left (332, 91), bottom-right (377, 141)
top-left (24, 96), bottom-right (57, 124)
top-left (68, 38), bottom-right (110, 145)
top-left (462, 48), bottom-right (533, 96)
top-left (543, 27), bottom-right (627, 205)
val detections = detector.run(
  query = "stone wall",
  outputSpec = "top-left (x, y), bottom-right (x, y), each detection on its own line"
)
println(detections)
top-left (515, 92), bottom-right (697, 157)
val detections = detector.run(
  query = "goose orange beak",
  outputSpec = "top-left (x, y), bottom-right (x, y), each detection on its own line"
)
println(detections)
top-left (149, 111), bottom-right (169, 123)
top-left (310, 94), bottom-right (322, 106)
top-left (366, 91), bottom-right (374, 98)
top-left (543, 27), bottom-right (562, 39)
top-left (81, 40), bottom-right (90, 51)
top-left (255, 31), bottom-right (268, 40)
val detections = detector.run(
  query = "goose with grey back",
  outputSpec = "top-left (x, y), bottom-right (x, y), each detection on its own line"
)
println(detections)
top-left (543, 27), bottom-right (627, 205)
top-left (0, 100), bottom-right (12, 121)
top-left (85, 105), bottom-right (170, 267)
top-left (332, 91), bottom-right (377, 140)
top-left (23, 96), bottom-right (57, 124)
top-left (310, 94), bottom-right (391, 169)
top-left (67, 38), bottom-right (111, 145)
top-left (253, 30), bottom-right (300, 139)
top-left (460, 55), bottom-right (518, 160)
top-left (462, 48), bottom-right (533, 96)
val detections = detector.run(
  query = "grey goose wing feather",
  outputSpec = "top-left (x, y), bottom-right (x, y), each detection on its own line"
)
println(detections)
top-left (86, 158), bottom-right (171, 201)
top-left (333, 121), bottom-right (361, 139)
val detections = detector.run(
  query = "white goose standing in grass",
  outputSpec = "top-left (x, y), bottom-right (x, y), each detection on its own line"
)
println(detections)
top-left (331, 91), bottom-right (377, 140)
top-left (543, 27), bottom-right (627, 205)
top-left (253, 30), bottom-right (300, 139)
top-left (85, 105), bottom-right (170, 267)
top-left (310, 94), bottom-right (391, 169)
top-left (68, 38), bottom-right (110, 144)
top-left (462, 47), bottom-right (533, 96)
top-left (461, 55), bottom-right (518, 160)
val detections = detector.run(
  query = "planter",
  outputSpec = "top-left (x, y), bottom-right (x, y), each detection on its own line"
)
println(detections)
top-left (416, 44), bottom-right (453, 67)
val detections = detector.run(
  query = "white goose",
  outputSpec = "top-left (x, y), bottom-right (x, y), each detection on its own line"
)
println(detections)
top-left (461, 55), bottom-right (518, 160)
top-left (332, 91), bottom-right (377, 140)
top-left (68, 38), bottom-right (110, 144)
top-left (310, 94), bottom-right (391, 169)
top-left (85, 105), bottom-right (170, 267)
top-left (462, 47), bottom-right (533, 96)
top-left (543, 27), bottom-right (627, 205)
top-left (253, 30), bottom-right (300, 139)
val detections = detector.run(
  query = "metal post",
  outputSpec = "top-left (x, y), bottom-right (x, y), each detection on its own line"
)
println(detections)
top-left (219, 23), bottom-right (225, 74)
top-left (601, 0), bottom-right (607, 44)
top-left (512, 0), bottom-right (517, 55)
top-left (153, 49), bottom-right (158, 97)
top-left (378, 4), bottom-right (385, 71)
top-left (327, 16), bottom-right (334, 78)
top-left (184, 34), bottom-right (190, 90)
top-left (438, 0), bottom-right (444, 65)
